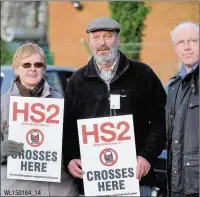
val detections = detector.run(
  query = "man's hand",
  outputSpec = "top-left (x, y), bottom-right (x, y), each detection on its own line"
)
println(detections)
top-left (136, 156), bottom-right (151, 181)
top-left (1, 140), bottom-right (24, 156)
top-left (68, 159), bottom-right (84, 179)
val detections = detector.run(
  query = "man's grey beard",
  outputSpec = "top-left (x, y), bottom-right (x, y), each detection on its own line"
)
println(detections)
top-left (92, 43), bottom-right (119, 66)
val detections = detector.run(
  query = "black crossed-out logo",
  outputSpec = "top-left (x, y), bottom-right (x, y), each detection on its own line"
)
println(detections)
top-left (26, 129), bottom-right (44, 147)
top-left (99, 148), bottom-right (118, 166)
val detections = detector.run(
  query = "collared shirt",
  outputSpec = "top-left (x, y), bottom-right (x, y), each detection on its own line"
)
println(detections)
top-left (96, 56), bottom-right (119, 72)
top-left (93, 52), bottom-right (120, 90)
top-left (179, 62), bottom-right (199, 80)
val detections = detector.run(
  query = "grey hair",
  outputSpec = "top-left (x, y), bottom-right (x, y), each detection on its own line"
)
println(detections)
top-left (171, 21), bottom-right (199, 43)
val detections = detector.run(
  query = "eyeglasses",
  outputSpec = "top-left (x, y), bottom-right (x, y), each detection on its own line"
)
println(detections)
top-left (174, 38), bottom-right (199, 48)
top-left (20, 62), bottom-right (44, 69)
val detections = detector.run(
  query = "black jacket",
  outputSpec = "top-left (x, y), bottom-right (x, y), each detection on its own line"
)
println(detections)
top-left (166, 65), bottom-right (199, 196)
top-left (62, 52), bottom-right (166, 194)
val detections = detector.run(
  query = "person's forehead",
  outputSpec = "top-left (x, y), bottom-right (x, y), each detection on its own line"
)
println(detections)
top-left (89, 30), bottom-right (115, 36)
top-left (174, 24), bottom-right (199, 40)
top-left (20, 52), bottom-right (42, 62)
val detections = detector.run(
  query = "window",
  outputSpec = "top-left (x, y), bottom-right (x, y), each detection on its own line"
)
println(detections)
top-left (45, 71), bottom-right (63, 95)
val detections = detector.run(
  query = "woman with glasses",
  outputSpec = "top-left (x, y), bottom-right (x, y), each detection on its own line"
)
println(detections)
top-left (1, 43), bottom-right (78, 196)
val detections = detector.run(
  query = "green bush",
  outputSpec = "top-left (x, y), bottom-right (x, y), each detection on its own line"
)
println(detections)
top-left (0, 40), bottom-right (13, 65)
top-left (109, 2), bottom-right (151, 60)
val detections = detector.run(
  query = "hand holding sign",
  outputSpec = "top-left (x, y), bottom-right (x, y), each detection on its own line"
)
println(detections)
top-left (1, 140), bottom-right (24, 156)
top-left (77, 115), bottom-right (140, 196)
top-left (68, 159), bottom-right (84, 179)
top-left (7, 97), bottom-right (64, 182)
top-left (136, 156), bottom-right (151, 181)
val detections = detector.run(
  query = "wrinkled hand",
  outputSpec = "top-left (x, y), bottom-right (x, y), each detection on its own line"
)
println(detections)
top-left (68, 159), bottom-right (84, 179)
top-left (136, 156), bottom-right (151, 181)
top-left (1, 140), bottom-right (24, 156)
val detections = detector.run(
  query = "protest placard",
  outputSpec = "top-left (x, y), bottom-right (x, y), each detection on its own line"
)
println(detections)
top-left (77, 115), bottom-right (140, 196)
top-left (7, 96), bottom-right (64, 183)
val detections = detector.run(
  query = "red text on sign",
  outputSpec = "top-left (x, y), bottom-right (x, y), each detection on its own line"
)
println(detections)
top-left (12, 102), bottom-right (59, 124)
top-left (82, 121), bottom-right (131, 144)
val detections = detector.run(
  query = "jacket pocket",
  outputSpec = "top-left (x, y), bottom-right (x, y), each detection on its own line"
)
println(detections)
top-left (188, 95), bottom-right (199, 109)
top-left (184, 153), bottom-right (199, 195)
top-left (185, 95), bottom-right (199, 151)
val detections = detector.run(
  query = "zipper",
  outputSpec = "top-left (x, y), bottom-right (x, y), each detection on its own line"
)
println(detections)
top-left (181, 90), bottom-right (194, 196)
top-left (108, 64), bottom-right (129, 117)
top-left (97, 78), bottom-right (112, 117)
top-left (93, 63), bottom-right (129, 117)
top-left (106, 83), bottom-right (110, 116)
top-left (107, 83), bottom-right (112, 116)
top-left (95, 76), bottom-right (116, 117)
top-left (107, 83), bottom-right (117, 117)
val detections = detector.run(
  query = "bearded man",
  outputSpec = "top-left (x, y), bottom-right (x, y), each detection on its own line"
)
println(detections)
top-left (62, 17), bottom-right (166, 197)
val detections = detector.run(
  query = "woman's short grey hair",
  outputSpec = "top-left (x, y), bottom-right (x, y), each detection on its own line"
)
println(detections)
top-left (170, 21), bottom-right (199, 43)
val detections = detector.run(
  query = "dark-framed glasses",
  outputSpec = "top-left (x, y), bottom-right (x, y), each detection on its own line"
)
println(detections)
top-left (20, 62), bottom-right (44, 69)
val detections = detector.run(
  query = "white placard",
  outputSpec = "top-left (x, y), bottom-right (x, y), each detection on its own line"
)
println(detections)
top-left (77, 115), bottom-right (140, 196)
top-left (7, 96), bottom-right (64, 182)
top-left (110, 94), bottom-right (120, 109)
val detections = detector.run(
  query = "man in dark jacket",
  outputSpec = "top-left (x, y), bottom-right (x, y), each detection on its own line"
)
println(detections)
top-left (166, 21), bottom-right (199, 197)
top-left (62, 17), bottom-right (166, 196)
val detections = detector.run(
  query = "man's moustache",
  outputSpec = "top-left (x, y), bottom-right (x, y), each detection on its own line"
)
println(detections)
top-left (97, 47), bottom-right (110, 51)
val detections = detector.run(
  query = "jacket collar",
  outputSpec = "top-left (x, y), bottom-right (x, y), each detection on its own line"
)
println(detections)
top-left (169, 64), bottom-right (199, 94)
top-left (84, 51), bottom-right (130, 79)
top-left (6, 78), bottom-right (53, 98)
top-left (179, 62), bottom-right (199, 79)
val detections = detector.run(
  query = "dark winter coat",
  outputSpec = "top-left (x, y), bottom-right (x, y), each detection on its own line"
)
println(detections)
top-left (62, 51), bottom-right (166, 194)
top-left (166, 65), bottom-right (199, 196)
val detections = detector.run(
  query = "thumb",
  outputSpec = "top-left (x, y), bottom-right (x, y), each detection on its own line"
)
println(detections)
top-left (75, 159), bottom-right (82, 167)
top-left (136, 163), bottom-right (141, 180)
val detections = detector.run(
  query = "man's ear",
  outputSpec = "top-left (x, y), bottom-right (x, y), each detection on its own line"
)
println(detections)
top-left (88, 37), bottom-right (92, 49)
top-left (173, 44), bottom-right (178, 55)
top-left (117, 35), bottom-right (120, 47)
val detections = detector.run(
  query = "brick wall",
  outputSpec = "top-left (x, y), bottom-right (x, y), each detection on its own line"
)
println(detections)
top-left (49, 2), bottom-right (199, 84)
top-left (141, 2), bottom-right (199, 84)
top-left (48, 2), bottom-right (110, 69)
